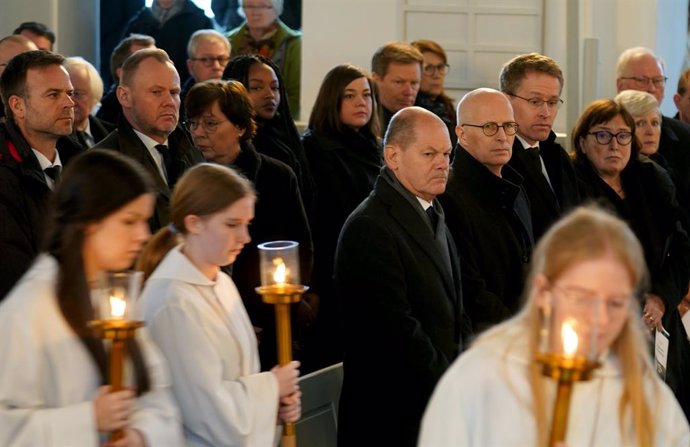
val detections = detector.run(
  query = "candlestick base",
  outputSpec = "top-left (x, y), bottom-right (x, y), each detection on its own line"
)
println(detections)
top-left (535, 353), bottom-right (600, 382)
top-left (88, 320), bottom-right (144, 340)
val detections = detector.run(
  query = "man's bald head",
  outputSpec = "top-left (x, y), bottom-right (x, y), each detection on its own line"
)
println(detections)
top-left (384, 105), bottom-right (447, 150)
top-left (0, 35), bottom-right (38, 76)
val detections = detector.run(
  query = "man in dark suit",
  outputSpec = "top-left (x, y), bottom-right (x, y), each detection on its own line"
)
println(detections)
top-left (64, 56), bottom-right (114, 148)
top-left (335, 106), bottom-right (469, 447)
top-left (0, 50), bottom-right (83, 299)
top-left (501, 53), bottom-right (580, 241)
top-left (616, 46), bottom-right (690, 212)
top-left (440, 88), bottom-right (533, 332)
top-left (93, 48), bottom-right (203, 232)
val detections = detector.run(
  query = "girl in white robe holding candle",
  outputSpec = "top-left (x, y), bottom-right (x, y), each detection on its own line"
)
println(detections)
top-left (0, 150), bottom-right (183, 447)
top-left (419, 207), bottom-right (690, 447)
top-left (136, 163), bottom-right (301, 447)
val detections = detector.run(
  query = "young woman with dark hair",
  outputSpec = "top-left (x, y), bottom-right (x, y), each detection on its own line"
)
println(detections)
top-left (0, 149), bottom-right (183, 447)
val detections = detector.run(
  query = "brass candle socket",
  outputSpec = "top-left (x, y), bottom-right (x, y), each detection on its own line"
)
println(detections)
top-left (89, 320), bottom-right (145, 442)
top-left (535, 353), bottom-right (600, 447)
top-left (255, 284), bottom-right (308, 447)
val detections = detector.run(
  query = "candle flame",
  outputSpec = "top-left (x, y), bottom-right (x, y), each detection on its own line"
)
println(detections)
top-left (561, 320), bottom-right (578, 357)
top-left (272, 258), bottom-right (288, 284)
top-left (109, 295), bottom-right (126, 319)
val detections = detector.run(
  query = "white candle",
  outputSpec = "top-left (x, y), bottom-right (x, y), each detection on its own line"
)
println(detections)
top-left (109, 294), bottom-right (126, 320)
top-left (272, 258), bottom-right (289, 284)
top-left (561, 320), bottom-right (578, 358)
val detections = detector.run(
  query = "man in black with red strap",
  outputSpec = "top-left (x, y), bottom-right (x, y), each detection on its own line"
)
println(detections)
top-left (0, 50), bottom-right (83, 300)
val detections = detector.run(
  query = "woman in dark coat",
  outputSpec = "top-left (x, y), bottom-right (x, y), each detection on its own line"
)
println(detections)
top-left (223, 54), bottom-right (315, 216)
top-left (123, 0), bottom-right (212, 85)
top-left (301, 64), bottom-right (383, 369)
top-left (572, 99), bottom-right (690, 420)
top-left (184, 78), bottom-right (313, 370)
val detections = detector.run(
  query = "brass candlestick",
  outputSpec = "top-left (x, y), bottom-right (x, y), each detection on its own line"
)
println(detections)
top-left (90, 271), bottom-right (144, 442)
top-left (256, 241), bottom-right (304, 447)
top-left (535, 352), bottom-right (600, 446)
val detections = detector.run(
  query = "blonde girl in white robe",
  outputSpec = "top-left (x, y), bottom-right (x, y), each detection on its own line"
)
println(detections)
top-left (0, 150), bottom-right (183, 447)
top-left (136, 163), bottom-right (301, 447)
top-left (419, 206), bottom-right (690, 447)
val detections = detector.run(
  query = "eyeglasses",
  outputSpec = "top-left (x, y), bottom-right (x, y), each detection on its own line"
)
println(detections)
top-left (190, 56), bottom-right (231, 67)
top-left (242, 3), bottom-right (274, 10)
top-left (509, 93), bottom-right (564, 110)
top-left (619, 76), bottom-right (667, 88)
top-left (587, 130), bottom-right (633, 145)
top-left (423, 63), bottom-right (450, 76)
top-left (550, 284), bottom-right (632, 316)
top-left (184, 118), bottom-right (226, 134)
top-left (461, 121), bottom-right (519, 137)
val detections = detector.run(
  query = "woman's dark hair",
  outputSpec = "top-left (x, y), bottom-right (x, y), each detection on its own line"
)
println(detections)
top-left (45, 149), bottom-right (155, 395)
top-left (308, 63), bottom-right (381, 137)
top-left (184, 79), bottom-right (257, 144)
top-left (571, 98), bottom-right (641, 164)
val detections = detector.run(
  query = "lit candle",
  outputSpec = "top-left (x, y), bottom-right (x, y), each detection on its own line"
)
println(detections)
top-left (109, 294), bottom-right (126, 320)
top-left (561, 320), bottom-right (578, 358)
top-left (272, 257), bottom-right (289, 284)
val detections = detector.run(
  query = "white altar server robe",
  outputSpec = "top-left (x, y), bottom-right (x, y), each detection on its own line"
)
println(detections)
top-left (418, 321), bottom-right (690, 447)
top-left (0, 255), bottom-right (184, 447)
top-left (138, 246), bottom-right (280, 447)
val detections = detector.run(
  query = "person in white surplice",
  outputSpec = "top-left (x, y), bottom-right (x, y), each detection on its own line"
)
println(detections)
top-left (419, 206), bottom-right (690, 447)
top-left (0, 150), bottom-right (184, 447)
top-left (136, 163), bottom-right (301, 447)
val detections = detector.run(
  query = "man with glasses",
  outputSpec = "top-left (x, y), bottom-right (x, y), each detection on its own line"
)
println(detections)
top-left (181, 30), bottom-right (231, 112)
top-left (93, 49), bottom-right (203, 232)
top-left (500, 53), bottom-right (581, 241)
top-left (440, 88), bottom-right (533, 332)
top-left (616, 46), bottom-right (690, 212)
top-left (674, 68), bottom-right (690, 125)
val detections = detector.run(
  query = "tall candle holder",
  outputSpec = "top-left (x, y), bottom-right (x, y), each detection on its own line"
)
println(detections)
top-left (255, 241), bottom-right (307, 447)
top-left (535, 287), bottom-right (602, 447)
top-left (89, 271), bottom-right (144, 442)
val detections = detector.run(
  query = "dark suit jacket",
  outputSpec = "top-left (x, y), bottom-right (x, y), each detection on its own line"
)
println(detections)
top-left (508, 131), bottom-right (581, 240)
top-left (92, 115), bottom-right (204, 232)
top-left (0, 120), bottom-right (83, 300)
top-left (440, 146), bottom-right (533, 332)
top-left (658, 115), bottom-right (690, 215)
top-left (335, 168), bottom-right (468, 447)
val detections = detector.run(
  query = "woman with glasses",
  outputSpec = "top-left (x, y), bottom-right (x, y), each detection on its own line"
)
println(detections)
top-left (411, 40), bottom-right (457, 148)
top-left (300, 64), bottom-right (382, 370)
top-left (183, 79), bottom-right (313, 372)
top-left (419, 206), bottom-right (690, 446)
top-left (572, 99), bottom-right (690, 342)
top-left (227, 0), bottom-right (302, 118)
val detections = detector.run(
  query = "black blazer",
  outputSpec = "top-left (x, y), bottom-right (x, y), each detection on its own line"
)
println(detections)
top-left (335, 169), bottom-right (468, 447)
top-left (92, 115), bottom-right (204, 232)
top-left (658, 115), bottom-right (690, 214)
top-left (440, 146), bottom-right (533, 332)
top-left (508, 131), bottom-right (581, 241)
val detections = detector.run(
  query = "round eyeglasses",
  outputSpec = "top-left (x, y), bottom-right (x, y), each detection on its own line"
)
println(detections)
top-left (587, 130), bottom-right (633, 145)
top-left (190, 56), bottom-right (231, 67)
top-left (461, 121), bottom-right (519, 137)
top-left (423, 63), bottom-right (450, 76)
top-left (184, 118), bottom-right (225, 134)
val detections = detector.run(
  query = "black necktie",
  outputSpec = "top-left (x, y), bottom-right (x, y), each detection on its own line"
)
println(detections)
top-left (44, 165), bottom-right (61, 183)
top-left (77, 131), bottom-right (95, 148)
top-left (426, 205), bottom-right (439, 231)
top-left (525, 146), bottom-right (541, 168)
top-left (155, 144), bottom-right (176, 185)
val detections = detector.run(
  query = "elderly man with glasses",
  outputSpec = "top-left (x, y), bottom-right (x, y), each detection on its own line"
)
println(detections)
top-left (500, 52), bottom-right (581, 241)
top-left (616, 46), bottom-right (690, 214)
top-left (181, 29), bottom-right (231, 115)
top-left (439, 88), bottom-right (534, 333)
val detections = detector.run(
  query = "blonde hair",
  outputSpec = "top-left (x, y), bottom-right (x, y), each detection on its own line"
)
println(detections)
top-left (476, 206), bottom-right (654, 447)
top-left (137, 163), bottom-right (255, 281)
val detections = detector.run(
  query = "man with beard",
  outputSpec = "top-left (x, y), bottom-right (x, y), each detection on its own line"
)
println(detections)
top-left (93, 48), bottom-right (203, 232)
top-left (0, 50), bottom-right (83, 299)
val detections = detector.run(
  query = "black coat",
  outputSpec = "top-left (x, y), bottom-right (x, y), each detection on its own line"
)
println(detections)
top-left (439, 146), bottom-right (533, 332)
top-left (72, 115), bottom-right (115, 149)
top-left (229, 141), bottom-right (313, 370)
top-left (0, 120), bottom-right (83, 300)
top-left (335, 168), bottom-right (468, 447)
top-left (508, 131), bottom-right (581, 241)
top-left (96, 84), bottom-right (122, 124)
top-left (123, 1), bottom-right (213, 85)
top-left (657, 115), bottom-right (690, 216)
top-left (92, 115), bottom-right (204, 232)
